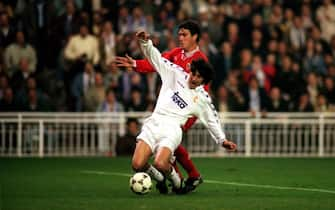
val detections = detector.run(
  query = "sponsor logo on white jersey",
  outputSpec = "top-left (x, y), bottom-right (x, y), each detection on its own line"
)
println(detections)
top-left (171, 91), bottom-right (188, 109)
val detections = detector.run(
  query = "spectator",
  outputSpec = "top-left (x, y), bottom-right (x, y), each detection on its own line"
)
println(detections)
top-left (20, 88), bottom-right (50, 111)
top-left (289, 16), bottom-right (306, 52)
top-left (310, 26), bottom-right (330, 55)
top-left (117, 5), bottom-right (130, 35)
top-left (316, 0), bottom-right (335, 42)
top-left (10, 58), bottom-right (34, 93)
top-left (198, 31), bottom-right (218, 62)
top-left (302, 38), bottom-right (327, 75)
top-left (91, 11), bottom-right (104, 36)
top-left (294, 93), bottom-right (314, 112)
top-left (226, 72), bottom-right (245, 111)
top-left (213, 41), bottom-right (235, 90)
top-left (274, 55), bottom-right (304, 101)
top-left (305, 72), bottom-right (321, 108)
top-left (145, 71), bottom-right (160, 104)
top-left (300, 3), bottom-right (314, 30)
top-left (48, 0), bottom-right (82, 67)
top-left (322, 76), bottom-right (335, 106)
top-left (315, 94), bottom-right (330, 112)
top-left (103, 61), bottom-right (121, 90)
top-left (99, 20), bottom-right (117, 71)
top-left (97, 88), bottom-right (123, 112)
top-left (329, 35), bottom-right (335, 59)
top-left (243, 54), bottom-right (275, 93)
top-left (0, 73), bottom-right (9, 99)
top-left (4, 31), bottom-right (37, 76)
top-left (243, 76), bottom-right (268, 114)
top-left (15, 76), bottom-right (48, 110)
top-left (83, 72), bottom-right (105, 111)
top-left (64, 23), bottom-right (100, 68)
top-left (0, 87), bottom-right (16, 111)
top-left (124, 6), bottom-right (147, 34)
top-left (224, 22), bottom-right (244, 53)
top-left (70, 61), bottom-right (95, 111)
top-left (0, 12), bottom-right (16, 49)
top-left (118, 69), bottom-right (147, 105)
top-left (266, 87), bottom-right (289, 112)
top-left (280, 8), bottom-right (294, 41)
top-left (125, 87), bottom-right (147, 112)
top-left (214, 84), bottom-right (228, 112)
top-left (116, 118), bottom-right (140, 156)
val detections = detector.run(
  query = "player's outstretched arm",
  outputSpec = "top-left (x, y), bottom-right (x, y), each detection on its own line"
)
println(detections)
top-left (115, 54), bottom-right (135, 69)
top-left (135, 30), bottom-right (174, 79)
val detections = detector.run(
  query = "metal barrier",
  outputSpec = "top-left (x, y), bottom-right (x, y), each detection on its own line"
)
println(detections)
top-left (0, 112), bottom-right (334, 157)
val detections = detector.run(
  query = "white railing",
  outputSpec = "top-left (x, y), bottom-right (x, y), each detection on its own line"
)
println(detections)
top-left (0, 112), bottom-right (335, 157)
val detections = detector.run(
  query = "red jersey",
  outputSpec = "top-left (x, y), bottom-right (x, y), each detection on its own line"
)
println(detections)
top-left (136, 47), bottom-right (208, 73)
top-left (135, 47), bottom-right (209, 130)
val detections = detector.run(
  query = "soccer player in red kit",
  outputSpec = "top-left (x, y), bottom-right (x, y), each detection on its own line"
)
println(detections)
top-left (116, 20), bottom-right (208, 194)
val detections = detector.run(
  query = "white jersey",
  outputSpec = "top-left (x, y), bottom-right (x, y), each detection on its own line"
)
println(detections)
top-left (139, 39), bottom-right (226, 144)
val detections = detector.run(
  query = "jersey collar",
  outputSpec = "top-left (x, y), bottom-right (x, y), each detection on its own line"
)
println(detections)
top-left (182, 46), bottom-right (200, 59)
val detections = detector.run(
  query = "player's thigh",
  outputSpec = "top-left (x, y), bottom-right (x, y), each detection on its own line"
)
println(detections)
top-left (132, 140), bottom-right (152, 170)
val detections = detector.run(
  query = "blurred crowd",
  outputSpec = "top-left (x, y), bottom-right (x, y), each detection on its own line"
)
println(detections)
top-left (0, 0), bottom-right (335, 113)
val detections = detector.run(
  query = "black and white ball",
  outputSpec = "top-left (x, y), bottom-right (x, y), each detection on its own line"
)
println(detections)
top-left (129, 172), bottom-right (152, 195)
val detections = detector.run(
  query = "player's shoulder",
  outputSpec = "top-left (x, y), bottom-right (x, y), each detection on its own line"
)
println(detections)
top-left (192, 50), bottom-right (208, 61)
top-left (162, 57), bottom-right (184, 72)
top-left (195, 86), bottom-right (212, 103)
top-left (164, 47), bottom-right (183, 57)
top-left (170, 47), bottom-right (183, 54)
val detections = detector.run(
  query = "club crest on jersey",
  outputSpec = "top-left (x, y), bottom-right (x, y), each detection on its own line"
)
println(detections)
top-left (172, 91), bottom-right (188, 109)
top-left (193, 96), bottom-right (199, 103)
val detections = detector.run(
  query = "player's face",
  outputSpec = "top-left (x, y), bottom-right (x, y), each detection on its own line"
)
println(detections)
top-left (178, 28), bottom-right (198, 52)
top-left (188, 71), bottom-right (204, 89)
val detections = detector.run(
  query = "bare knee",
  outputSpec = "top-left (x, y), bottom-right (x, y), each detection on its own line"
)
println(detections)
top-left (154, 159), bottom-right (170, 174)
top-left (132, 158), bottom-right (146, 172)
top-left (131, 139), bottom-right (152, 172)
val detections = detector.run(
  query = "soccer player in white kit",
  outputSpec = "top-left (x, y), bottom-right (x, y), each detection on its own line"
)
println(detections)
top-left (131, 30), bottom-right (237, 193)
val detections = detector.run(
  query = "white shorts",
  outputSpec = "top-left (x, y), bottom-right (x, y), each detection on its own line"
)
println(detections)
top-left (137, 116), bottom-right (182, 154)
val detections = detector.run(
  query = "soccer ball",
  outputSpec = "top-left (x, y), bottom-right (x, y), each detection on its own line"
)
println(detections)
top-left (129, 172), bottom-right (152, 195)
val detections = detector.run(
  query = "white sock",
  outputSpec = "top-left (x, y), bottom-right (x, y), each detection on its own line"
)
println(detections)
top-left (146, 165), bottom-right (164, 182)
top-left (168, 167), bottom-right (181, 189)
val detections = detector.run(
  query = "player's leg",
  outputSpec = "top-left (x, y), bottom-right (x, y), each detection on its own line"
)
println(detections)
top-left (154, 147), bottom-right (182, 191)
top-left (175, 145), bottom-right (203, 194)
top-left (175, 145), bottom-right (200, 177)
top-left (131, 140), bottom-right (152, 172)
top-left (132, 139), bottom-right (165, 183)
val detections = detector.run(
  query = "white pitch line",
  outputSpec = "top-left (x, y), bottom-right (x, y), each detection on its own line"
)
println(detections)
top-left (81, 170), bottom-right (335, 195)
top-left (205, 180), bottom-right (335, 195)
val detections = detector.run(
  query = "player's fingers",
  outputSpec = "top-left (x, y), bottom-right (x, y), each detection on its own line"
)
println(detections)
top-left (229, 143), bottom-right (237, 151)
top-left (115, 56), bottom-right (127, 63)
top-left (125, 54), bottom-right (134, 62)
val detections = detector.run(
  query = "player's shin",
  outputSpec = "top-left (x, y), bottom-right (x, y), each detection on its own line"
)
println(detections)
top-left (145, 164), bottom-right (164, 182)
top-left (168, 166), bottom-right (182, 189)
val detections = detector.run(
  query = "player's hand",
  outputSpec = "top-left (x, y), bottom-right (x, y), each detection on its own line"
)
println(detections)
top-left (115, 54), bottom-right (135, 68)
top-left (136, 30), bottom-right (150, 41)
top-left (222, 140), bottom-right (237, 152)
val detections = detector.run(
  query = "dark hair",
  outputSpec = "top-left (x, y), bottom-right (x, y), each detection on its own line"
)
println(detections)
top-left (105, 87), bottom-right (115, 96)
top-left (178, 20), bottom-right (201, 42)
top-left (190, 59), bottom-right (214, 84)
top-left (126, 117), bottom-right (139, 126)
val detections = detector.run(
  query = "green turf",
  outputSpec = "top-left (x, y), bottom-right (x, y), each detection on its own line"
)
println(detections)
top-left (1, 157), bottom-right (335, 210)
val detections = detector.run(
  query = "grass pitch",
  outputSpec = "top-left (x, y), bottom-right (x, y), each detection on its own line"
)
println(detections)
top-left (1, 157), bottom-right (335, 210)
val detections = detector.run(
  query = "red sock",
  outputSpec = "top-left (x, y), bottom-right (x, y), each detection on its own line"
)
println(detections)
top-left (174, 145), bottom-right (200, 178)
